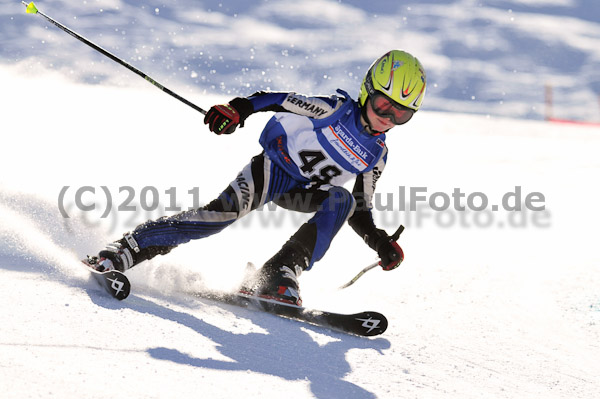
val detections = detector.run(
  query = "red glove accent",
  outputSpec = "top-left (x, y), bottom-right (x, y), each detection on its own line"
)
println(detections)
top-left (204, 104), bottom-right (241, 135)
top-left (377, 240), bottom-right (404, 271)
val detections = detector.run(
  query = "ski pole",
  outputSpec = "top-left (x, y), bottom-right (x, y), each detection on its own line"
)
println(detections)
top-left (339, 261), bottom-right (379, 289)
top-left (339, 224), bottom-right (405, 289)
top-left (21, 2), bottom-right (207, 115)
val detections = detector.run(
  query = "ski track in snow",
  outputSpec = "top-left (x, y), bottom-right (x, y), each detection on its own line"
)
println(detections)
top-left (1, 1), bottom-right (600, 397)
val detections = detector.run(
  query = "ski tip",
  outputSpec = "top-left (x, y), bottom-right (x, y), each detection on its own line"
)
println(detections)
top-left (354, 311), bottom-right (388, 336)
top-left (24, 2), bottom-right (38, 14)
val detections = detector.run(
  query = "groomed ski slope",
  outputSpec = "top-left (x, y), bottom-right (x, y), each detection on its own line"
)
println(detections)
top-left (1, 66), bottom-right (599, 398)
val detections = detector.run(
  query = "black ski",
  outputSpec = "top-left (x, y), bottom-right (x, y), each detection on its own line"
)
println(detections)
top-left (191, 290), bottom-right (388, 337)
top-left (81, 258), bottom-right (131, 300)
top-left (79, 258), bottom-right (386, 335)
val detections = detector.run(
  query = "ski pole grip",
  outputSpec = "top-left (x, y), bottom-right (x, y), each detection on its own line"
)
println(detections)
top-left (391, 224), bottom-right (405, 241)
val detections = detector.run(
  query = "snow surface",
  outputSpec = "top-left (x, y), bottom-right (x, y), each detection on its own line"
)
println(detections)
top-left (1, 1), bottom-right (600, 398)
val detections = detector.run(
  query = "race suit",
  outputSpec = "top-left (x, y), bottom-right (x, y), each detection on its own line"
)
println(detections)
top-left (129, 89), bottom-right (388, 269)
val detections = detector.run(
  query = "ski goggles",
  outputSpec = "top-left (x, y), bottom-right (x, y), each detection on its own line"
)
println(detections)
top-left (369, 93), bottom-right (415, 125)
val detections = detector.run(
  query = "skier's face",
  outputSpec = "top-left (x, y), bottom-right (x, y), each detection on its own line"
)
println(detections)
top-left (364, 93), bottom-right (414, 133)
top-left (365, 99), bottom-right (398, 133)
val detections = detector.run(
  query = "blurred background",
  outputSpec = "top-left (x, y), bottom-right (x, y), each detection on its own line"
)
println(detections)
top-left (2, 0), bottom-right (599, 123)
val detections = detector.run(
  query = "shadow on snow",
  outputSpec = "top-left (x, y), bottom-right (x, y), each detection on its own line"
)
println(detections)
top-left (90, 291), bottom-right (391, 399)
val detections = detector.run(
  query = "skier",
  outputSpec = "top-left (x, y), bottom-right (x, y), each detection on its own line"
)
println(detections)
top-left (89, 50), bottom-right (427, 306)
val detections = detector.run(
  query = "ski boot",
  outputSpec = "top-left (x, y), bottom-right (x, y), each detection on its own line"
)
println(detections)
top-left (242, 240), bottom-right (311, 307)
top-left (87, 232), bottom-right (176, 272)
top-left (89, 233), bottom-right (140, 272)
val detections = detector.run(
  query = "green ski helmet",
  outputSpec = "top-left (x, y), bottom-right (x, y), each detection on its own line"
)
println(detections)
top-left (359, 50), bottom-right (427, 113)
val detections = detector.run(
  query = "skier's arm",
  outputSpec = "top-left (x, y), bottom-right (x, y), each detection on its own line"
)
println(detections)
top-left (204, 91), bottom-right (343, 134)
top-left (246, 91), bottom-right (342, 118)
top-left (348, 148), bottom-right (404, 270)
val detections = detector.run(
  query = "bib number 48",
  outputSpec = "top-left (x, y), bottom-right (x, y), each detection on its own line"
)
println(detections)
top-left (299, 150), bottom-right (342, 185)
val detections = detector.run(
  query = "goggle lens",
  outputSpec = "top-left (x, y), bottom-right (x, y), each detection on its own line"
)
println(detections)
top-left (370, 94), bottom-right (414, 125)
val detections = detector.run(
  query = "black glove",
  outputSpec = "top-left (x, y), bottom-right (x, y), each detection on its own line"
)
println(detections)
top-left (375, 236), bottom-right (404, 270)
top-left (350, 210), bottom-right (406, 271)
top-left (204, 97), bottom-right (253, 135)
top-left (365, 228), bottom-right (404, 271)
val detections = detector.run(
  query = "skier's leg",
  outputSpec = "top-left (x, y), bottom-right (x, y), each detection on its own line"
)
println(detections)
top-left (247, 185), bottom-right (356, 305)
top-left (274, 185), bottom-right (357, 268)
top-left (95, 153), bottom-right (297, 271)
